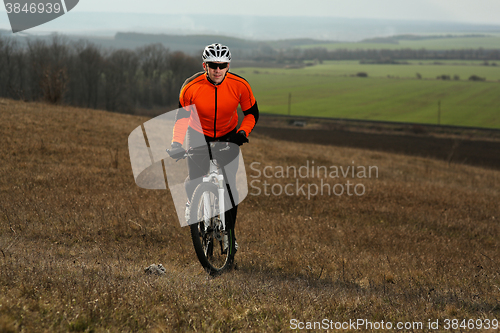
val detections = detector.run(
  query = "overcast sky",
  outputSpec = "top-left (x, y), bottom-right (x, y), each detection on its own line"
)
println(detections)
top-left (2, 0), bottom-right (500, 36)
top-left (66, 0), bottom-right (500, 25)
top-left (0, 0), bottom-right (499, 24)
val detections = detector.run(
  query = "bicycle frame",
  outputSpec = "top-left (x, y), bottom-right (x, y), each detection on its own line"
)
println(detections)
top-left (185, 142), bottom-right (236, 229)
top-left (201, 158), bottom-right (226, 231)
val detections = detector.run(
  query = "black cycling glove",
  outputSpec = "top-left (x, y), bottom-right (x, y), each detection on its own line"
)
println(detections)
top-left (228, 130), bottom-right (249, 146)
top-left (167, 142), bottom-right (186, 160)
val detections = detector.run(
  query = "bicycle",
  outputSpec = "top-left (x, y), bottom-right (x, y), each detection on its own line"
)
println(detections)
top-left (172, 142), bottom-right (239, 276)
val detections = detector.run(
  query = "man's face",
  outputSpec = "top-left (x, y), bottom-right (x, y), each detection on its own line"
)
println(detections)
top-left (203, 62), bottom-right (230, 84)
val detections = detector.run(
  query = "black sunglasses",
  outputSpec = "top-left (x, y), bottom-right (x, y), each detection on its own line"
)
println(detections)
top-left (206, 62), bottom-right (229, 70)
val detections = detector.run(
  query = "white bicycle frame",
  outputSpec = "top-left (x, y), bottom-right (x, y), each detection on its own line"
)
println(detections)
top-left (201, 157), bottom-right (226, 231)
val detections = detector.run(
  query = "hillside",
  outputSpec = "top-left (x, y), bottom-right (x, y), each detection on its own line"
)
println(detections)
top-left (0, 98), bottom-right (499, 332)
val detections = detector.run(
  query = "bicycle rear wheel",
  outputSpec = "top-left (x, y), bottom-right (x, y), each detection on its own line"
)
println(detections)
top-left (189, 183), bottom-right (235, 276)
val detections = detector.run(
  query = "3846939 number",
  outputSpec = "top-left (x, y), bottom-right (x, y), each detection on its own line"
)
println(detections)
top-left (5, 2), bottom-right (62, 14)
top-left (443, 319), bottom-right (498, 330)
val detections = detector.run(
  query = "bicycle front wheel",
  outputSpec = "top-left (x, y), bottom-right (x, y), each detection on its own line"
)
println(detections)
top-left (189, 183), bottom-right (235, 276)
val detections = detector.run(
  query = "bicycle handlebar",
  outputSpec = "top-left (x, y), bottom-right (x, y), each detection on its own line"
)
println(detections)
top-left (167, 142), bottom-right (234, 162)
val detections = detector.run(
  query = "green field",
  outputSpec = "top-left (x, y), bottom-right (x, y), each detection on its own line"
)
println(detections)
top-left (302, 60), bottom-right (500, 80)
top-left (235, 61), bottom-right (500, 129)
top-left (300, 34), bottom-right (500, 50)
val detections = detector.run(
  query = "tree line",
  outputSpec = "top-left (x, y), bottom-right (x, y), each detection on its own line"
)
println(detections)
top-left (0, 36), bottom-right (200, 114)
top-left (2, 35), bottom-right (500, 114)
top-left (249, 46), bottom-right (500, 63)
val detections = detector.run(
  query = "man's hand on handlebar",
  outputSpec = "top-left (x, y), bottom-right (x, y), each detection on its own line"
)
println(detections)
top-left (167, 131), bottom-right (247, 161)
top-left (167, 142), bottom-right (186, 160)
top-left (228, 130), bottom-right (248, 146)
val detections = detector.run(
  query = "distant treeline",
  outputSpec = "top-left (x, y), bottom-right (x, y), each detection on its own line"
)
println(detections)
top-left (250, 47), bottom-right (500, 63)
top-left (2, 35), bottom-right (500, 113)
top-left (0, 36), bottom-right (200, 113)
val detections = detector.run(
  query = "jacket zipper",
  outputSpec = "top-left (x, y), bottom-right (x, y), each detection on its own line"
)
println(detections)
top-left (214, 86), bottom-right (218, 138)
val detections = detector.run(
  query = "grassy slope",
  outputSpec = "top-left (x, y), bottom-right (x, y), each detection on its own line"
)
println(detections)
top-left (235, 63), bottom-right (500, 128)
top-left (0, 99), bottom-right (499, 332)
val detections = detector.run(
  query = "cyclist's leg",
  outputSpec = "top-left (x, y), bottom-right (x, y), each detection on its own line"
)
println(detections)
top-left (225, 205), bottom-right (238, 229)
top-left (221, 155), bottom-right (240, 251)
top-left (185, 128), bottom-right (210, 200)
top-left (185, 163), bottom-right (206, 200)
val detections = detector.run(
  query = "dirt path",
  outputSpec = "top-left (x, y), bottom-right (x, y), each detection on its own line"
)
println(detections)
top-left (254, 125), bottom-right (500, 170)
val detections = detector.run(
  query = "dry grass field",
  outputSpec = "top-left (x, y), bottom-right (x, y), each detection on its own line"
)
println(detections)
top-left (0, 98), bottom-right (499, 332)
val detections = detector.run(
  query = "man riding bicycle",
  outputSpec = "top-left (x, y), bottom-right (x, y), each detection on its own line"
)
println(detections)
top-left (168, 43), bottom-right (259, 254)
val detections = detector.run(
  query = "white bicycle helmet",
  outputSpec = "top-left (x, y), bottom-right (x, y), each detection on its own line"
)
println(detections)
top-left (202, 43), bottom-right (231, 63)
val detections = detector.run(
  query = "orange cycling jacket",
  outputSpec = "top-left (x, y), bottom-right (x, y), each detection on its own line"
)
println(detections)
top-left (172, 71), bottom-right (259, 144)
